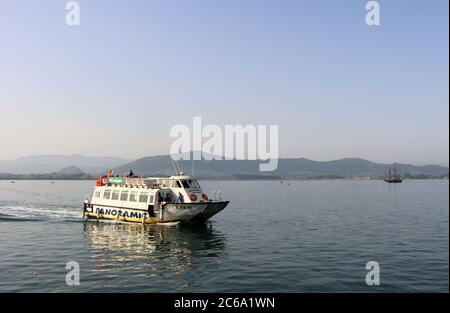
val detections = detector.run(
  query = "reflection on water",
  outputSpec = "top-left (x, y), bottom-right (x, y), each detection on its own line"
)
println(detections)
top-left (82, 221), bottom-right (227, 289)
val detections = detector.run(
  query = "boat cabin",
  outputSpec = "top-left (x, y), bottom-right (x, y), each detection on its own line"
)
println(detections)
top-left (91, 174), bottom-right (209, 213)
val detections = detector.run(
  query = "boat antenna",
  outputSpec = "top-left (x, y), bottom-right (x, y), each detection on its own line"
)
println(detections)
top-left (170, 157), bottom-right (178, 175)
top-left (176, 160), bottom-right (183, 175)
top-left (171, 147), bottom-right (184, 175)
top-left (191, 152), bottom-right (195, 176)
top-left (171, 157), bottom-right (184, 176)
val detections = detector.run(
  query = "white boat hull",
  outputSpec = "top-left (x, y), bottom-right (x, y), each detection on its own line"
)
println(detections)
top-left (83, 201), bottom-right (229, 224)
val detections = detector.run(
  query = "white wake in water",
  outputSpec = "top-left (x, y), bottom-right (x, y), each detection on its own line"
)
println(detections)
top-left (0, 205), bottom-right (81, 221)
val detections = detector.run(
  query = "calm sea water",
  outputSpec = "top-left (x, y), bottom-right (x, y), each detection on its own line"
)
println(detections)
top-left (0, 180), bottom-right (448, 293)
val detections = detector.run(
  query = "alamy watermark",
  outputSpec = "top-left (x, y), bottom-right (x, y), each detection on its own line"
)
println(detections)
top-left (65, 1), bottom-right (80, 26)
top-left (365, 1), bottom-right (381, 26)
top-left (66, 261), bottom-right (80, 286)
top-left (365, 261), bottom-right (380, 286)
top-left (64, 2), bottom-right (379, 27)
top-left (170, 117), bottom-right (279, 172)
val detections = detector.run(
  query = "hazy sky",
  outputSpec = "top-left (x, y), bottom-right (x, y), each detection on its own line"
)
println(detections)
top-left (0, 0), bottom-right (448, 164)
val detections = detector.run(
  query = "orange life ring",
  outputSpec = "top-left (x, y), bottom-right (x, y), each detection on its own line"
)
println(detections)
top-left (202, 193), bottom-right (208, 201)
top-left (189, 194), bottom-right (197, 201)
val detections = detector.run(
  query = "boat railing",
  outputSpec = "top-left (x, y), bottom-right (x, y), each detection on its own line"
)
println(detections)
top-left (209, 190), bottom-right (222, 201)
top-left (124, 177), bottom-right (144, 186)
top-left (99, 176), bottom-right (146, 187)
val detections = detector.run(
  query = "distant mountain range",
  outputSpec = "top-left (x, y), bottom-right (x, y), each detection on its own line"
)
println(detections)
top-left (0, 166), bottom-right (93, 180)
top-left (0, 154), bottom-right (448, 180)
top-left (113, 155), bottom-right (449, 179)
top-left (0, 154), bottom-right (130, 175)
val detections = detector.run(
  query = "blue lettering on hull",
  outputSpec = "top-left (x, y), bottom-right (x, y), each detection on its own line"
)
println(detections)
top-left (95, 207), bottom-right (147, 219)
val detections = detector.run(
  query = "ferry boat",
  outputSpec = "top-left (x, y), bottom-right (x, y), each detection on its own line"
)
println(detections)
top-left (82, 172), bottom-right (229, 224)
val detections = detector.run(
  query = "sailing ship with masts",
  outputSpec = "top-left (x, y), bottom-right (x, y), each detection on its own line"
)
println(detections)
top-left (384, 164), bottom-right (403, 183)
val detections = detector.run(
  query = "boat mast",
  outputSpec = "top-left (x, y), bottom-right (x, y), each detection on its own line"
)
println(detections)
top-left (171, 147), bottom-right (184, 175)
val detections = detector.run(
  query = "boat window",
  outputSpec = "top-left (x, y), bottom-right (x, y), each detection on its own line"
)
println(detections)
top-left (189, 180), bottom-right (200, 189)
top-left (176, 180), bottom-right (182, 188)
top-left (139, 192), bottom-right (149, 203)
top-left (120, 191), bottom-right (129, 201)
top-left (94, 191), bottom-right (101, 198)
top-left (111, 190), bottom-right (120, 201)
top-left (129, 191), bottom-right (138, 202)
top-left (181, 180), bottom-right (190, 189)
top-left (103, 190), bottom-right (111, 199)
